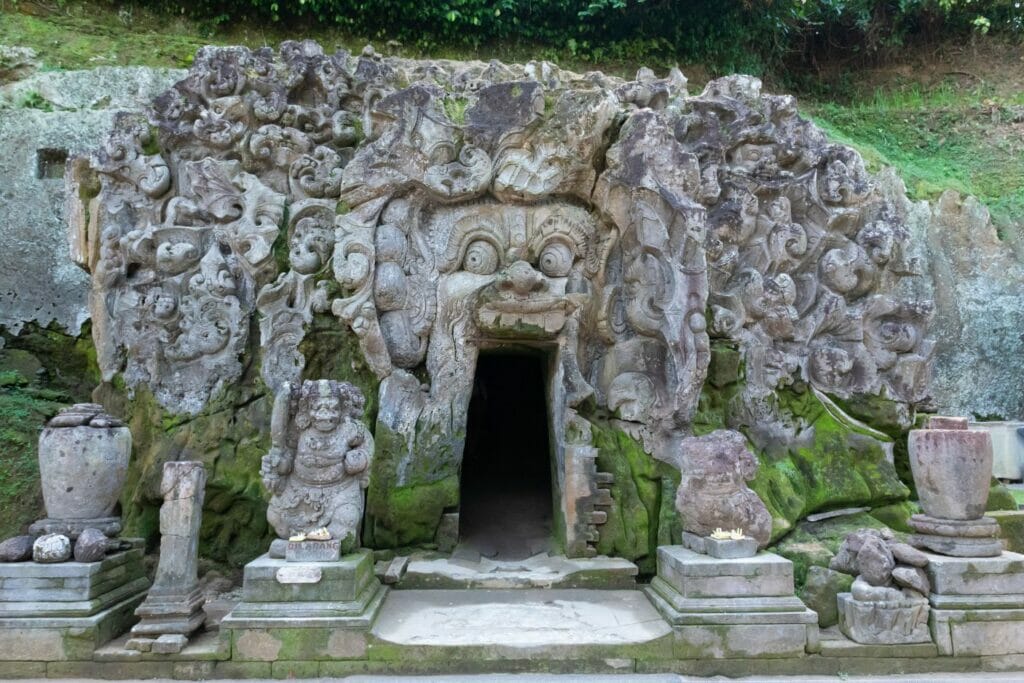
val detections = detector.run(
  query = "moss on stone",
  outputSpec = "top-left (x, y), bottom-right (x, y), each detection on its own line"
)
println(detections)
top-left (0, 322), bottom-right (99, 539)
top-left (869, 500), bottom-right (918, 532)
top-left (774, 511), bottom-right (891, 589)
top-left (749, 386), bottom-right (910, 542)
top-left (989, 510), bottom-right (1024, 554)
top-left (589, 420), bottom-right (679, 574)
top-left (988, 479), bottom-right (1018, 511)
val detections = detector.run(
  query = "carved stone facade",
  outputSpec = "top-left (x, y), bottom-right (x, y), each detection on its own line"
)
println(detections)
top-left (71, 42), bottom-right (933, 556)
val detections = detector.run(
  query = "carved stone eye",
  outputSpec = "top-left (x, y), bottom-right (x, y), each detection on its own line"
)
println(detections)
top-left (463, 240), bottom-right (499, 275)
top-left (538, 241), bottom-right (573, 277)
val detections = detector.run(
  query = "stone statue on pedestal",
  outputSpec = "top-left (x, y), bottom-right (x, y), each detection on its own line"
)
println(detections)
top-left (261, 379), bottom-right (374, 552)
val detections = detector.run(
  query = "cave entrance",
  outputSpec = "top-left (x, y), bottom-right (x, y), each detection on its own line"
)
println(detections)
top-left (458, 351), bottom-right (554, 560)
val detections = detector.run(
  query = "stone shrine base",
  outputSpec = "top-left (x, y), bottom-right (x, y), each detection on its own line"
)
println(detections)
top-left (5, 548), bottom-right (1024, 677)
top-left (926, 550), bottom-right (1024, 656)
top-left (645, 546), bottom-right (819, 659)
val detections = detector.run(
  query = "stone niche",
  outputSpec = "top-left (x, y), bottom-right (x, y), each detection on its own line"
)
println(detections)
top-left (69, 41), bottom-right (933, 562)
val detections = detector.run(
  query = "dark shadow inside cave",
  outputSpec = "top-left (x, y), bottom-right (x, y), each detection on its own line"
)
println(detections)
top-left (457, 351), bottom-right (554, 561)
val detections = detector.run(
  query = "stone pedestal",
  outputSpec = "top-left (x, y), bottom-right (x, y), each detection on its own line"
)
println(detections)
top-left (221, 550), bottom-right (385, 662)
top-left (0, 546), bottom-right (149, 660)
top-left (645, 546), bottom-right (818, 659)
top-left (837, 592), bottom-right (931, 645)
top-left (925, 550), bottom-right (1024, 656)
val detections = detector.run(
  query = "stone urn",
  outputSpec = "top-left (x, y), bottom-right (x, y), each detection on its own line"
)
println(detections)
top-left (908, 416), bottom-right (993, 520)
top-left (31, 403), bottom-right (131, 538)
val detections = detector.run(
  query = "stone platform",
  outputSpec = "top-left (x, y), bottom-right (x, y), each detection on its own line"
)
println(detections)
top-left (645, 546), bottom-right (818, 659)
top-left (0, 547), bottom-right (149, 661)
top-left (925, 550), bottom-right (1024, 656)
top-left (220, 549), bottom-right (387, 662)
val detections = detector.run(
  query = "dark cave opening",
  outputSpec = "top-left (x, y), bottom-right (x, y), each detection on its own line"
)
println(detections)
top-left (458, 352), bottom-right (554, 560)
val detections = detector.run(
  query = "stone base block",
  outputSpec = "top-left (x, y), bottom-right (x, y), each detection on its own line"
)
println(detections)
top-left (286, 539), bottom-right (341, 562)
top-left (931, 607), bottom-right (1024, 656)
top-left (130, 586), bottom-right (205, 638)
top-left (0, 590), bottom-right (145, 661)
top-left (655, 546), bottom-right (795, 599)
top-left (0, 548), bottom-right (149, 617)
top-left (646, 548), bottom-right (818, 660)
top-left (910, 515), bottom-right (1002, 557)
top-left (925, 551), bottom-right (1024, 595)
top-left (911, 535), bottom-right (1003, 557)
top-left (223, 549), bottom-right (386, 634)
top-left (837, 593), bottom-right (931, 645)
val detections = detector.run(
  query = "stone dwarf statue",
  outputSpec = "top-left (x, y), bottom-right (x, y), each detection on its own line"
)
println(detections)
top-left (675, 429), bottom-right (773, 548)
top-left (261, 379), bottom-right (374, 551)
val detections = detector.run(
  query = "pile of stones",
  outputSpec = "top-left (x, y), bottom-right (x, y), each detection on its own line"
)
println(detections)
top-left (0, 528), bottom-right (117, 564)
top-left (830, 528), bottom-right (932, 644)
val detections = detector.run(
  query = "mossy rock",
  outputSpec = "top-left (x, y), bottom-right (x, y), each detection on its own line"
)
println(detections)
top-left (773, 511), bottom-right (892, 590)
top-left (988, 479), bottom-right (1019, 511)
top-left (589, 420), bottom-right (680, 574)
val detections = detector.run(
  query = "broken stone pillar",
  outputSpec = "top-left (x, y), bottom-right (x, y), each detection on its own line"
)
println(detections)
top-left (127, 461), bottom-right (206, 654)
top-left (908, 416), bottom-right (1001, 557)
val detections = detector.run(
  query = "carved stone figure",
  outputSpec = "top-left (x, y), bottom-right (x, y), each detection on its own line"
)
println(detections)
top-left (674, 430), bottom-right (772, 548)
top-left (261, 379), bottom-right (374, 551)
top-left (30, 403), bottom-right (130, 540)
top-left (72, 42), bottom-right (935, 557)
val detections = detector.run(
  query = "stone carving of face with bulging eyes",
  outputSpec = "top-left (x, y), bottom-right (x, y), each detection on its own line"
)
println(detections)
top-left (289, 216), bottom-right (334, 275)
top-left (437, 207), bottom-right (595, 339)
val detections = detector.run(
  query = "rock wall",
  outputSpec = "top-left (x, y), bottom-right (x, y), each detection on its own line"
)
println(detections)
top-left (0, 47), bottom-right (1020, 567)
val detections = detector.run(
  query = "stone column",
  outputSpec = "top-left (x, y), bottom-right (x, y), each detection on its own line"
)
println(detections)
top-left (127, 461), bottom-right (206, 654)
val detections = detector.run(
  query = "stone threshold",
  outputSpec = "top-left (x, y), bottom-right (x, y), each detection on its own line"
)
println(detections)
top-left (393, 552), bottom-right (639, 589)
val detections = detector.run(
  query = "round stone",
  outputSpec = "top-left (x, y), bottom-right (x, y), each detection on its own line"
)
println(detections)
top-left (33, 533), bottom-right (72, 563)
top-left (892, 565), bottom-right (930, 596)
top-left (856, 536), bottom-right (895, 587)
top-left (73, 528), bottom-right (109, 563)
top-left (0, 535), bottom-right (35, 562)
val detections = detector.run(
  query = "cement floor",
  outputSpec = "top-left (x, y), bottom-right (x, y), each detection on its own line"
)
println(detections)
top-left (21, 674), bottom-right (1024, 682)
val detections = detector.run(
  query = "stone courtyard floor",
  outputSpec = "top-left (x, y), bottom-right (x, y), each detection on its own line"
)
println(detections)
top-left (18, 674), bottom-right (1024, 682)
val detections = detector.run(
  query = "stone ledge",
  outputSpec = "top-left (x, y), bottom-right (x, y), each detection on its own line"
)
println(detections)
top-left (222, 581), bottom-right (386, 628)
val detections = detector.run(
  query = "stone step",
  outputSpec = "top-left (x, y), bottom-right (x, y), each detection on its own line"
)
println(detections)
top-left (368, 588), bottom-right (673, 661)
top-left (395, 552), bottom-right (639, 589)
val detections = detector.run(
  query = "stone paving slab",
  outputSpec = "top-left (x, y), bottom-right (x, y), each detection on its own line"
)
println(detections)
top-left (400, 553), bottom-right (638, 589)
top-left (370, 588), bottom-right (671, 660)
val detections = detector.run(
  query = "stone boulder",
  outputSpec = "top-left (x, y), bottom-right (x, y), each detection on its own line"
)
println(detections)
top-left (33, 533), bottom-right (71, 563)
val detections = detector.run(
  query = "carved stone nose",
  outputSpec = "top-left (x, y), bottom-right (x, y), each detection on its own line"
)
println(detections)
top-left (501, 260), bottom-right (545, 295)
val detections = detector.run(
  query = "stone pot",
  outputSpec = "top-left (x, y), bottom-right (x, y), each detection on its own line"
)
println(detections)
top-left (37, 404), bottom-right (131, 522)
top-left (908, 423), bottom-right (993, 521)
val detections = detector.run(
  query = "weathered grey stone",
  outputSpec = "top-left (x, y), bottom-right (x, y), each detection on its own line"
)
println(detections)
top-left (909, 513), bottom-right (1000, 538)
top-left (32, 404), bottom-right (130, 538)
top-left (925, 551), bottom-right (1024, 595)
top-left (656, 546), bottom-right (795, 599)
top-left (889, 542), bottom-right (929, 568)
top-left (801, 566), bottom-right (853, 628)
top-left (0, 46), bottom-right (38, 85)
top-left (908, 423), bottom-right (994, 521)
top-left (0, 535), bottom-right (34, 562)
top-left (837, 591), bottom-right (931, 645)
top-left (268, 539), bottom-right (287, 559)
top-left (892, 565), bottom-right (930, 594)
top-left (931, 607), bottom-right (1024, 656)
top-left (130, 461), bottom-right (206, 645)
top-left (886, 182), bottom-right (1024, 422)
top-left (857, 536), bottom-right (895, 586)
top-left (73, 528), bottom-right (108, 563)
top-left (151, 633), bottom-right (188, 654)
top-left (911, 534), bottom-right (1003, 557)
top-left (704, 536), bottom-right (758, 559)
top-left (263, 380), bottom-right (373, 550)
top-left (674, 430), bottom-right (772, 548)
top-left (32, 534), bottom-right (71, 563)
top-left (850, 577), bottom-right (904, 602)
top-left (0, 67), bottom-right (183, 337)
